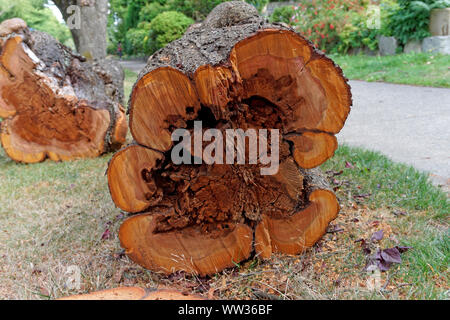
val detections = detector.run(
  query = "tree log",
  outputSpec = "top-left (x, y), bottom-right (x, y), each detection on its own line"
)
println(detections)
top-left (254, 168), bottom-right (339, 259)
top-left (107, 2), bottom-right (351, 276)
top-left (0, 19), bottom-right (127, 163)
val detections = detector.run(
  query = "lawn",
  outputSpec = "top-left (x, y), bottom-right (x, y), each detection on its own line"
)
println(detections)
top-left (332, 53), bottom-right (450, 88)
top-left (0, 143), bottom-right (447, 300)
top-left (0, 69), bottom-right (448, 300)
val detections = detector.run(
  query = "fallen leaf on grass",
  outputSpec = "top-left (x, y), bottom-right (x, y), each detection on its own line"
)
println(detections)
top-left (354, 193), bottom-right (371, 200)
top-left (326, 170), bottom-right (343, 177)
top-left (345, 161), bottom-right (354, 169)
top-left (375, 247), bottom-right (401, 271)
top-left (368, 246), bottom-right (412, 271)
top-left (371, 230), bottom-right (384, 242)
top-left (370, 220), bottom-right (380, 227)
top-left (101, 228), bottom-right (111, 240)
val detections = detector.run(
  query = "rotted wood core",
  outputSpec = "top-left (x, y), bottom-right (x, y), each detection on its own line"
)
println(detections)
top-left (107, 2), bottom-right (351, 276)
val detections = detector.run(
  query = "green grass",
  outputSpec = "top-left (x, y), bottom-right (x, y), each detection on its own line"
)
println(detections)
top-left (332, 53), bottom-right (450, 88)
top-left (321, 145), bottom-right (449, 220)
top-left (321, 145), bottom-right (449, 299)
top-left (124, 68), bottom-right (138, 105)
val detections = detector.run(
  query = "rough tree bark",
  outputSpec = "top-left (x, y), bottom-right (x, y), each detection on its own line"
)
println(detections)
top-left (107, 2), bottom-right (352, 276)
top-left (53, 0), bottom-right (108, 60)
top-left (0, 18), bottom-right (127, 162)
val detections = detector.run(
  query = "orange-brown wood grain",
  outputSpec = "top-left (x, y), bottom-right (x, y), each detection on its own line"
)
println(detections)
top-left (107, 2), bottom-right (351, 276)
top-left (119, 214), bottom-right (253, 276)
top-left (0, 20), bottom-right (127, 163)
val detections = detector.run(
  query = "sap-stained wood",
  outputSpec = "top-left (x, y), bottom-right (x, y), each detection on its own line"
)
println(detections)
top-left (107, 2), bottom-right (352, 276)
top-left (0, 19), bottom-right (127, 163)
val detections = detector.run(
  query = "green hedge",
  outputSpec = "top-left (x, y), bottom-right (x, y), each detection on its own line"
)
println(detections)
top-left (149, 11), bottom-right (194, 51)
top-left (125, 22), bottom-right (152, 56)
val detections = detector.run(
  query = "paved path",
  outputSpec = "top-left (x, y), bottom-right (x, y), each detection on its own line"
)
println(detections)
top-left (338, 81), bottom-right (450, 189)
top-left (119, 60), bottom-right (450, 189)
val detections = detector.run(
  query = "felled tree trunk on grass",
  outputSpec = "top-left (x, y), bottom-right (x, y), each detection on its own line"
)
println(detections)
top-left (0, 18), bottom-right (127, 163)
top-left (107, 2), bottom-right (352, 276)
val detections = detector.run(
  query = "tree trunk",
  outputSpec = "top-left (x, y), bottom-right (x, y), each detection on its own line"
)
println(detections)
top-left (53, 0), bottom-right (108, 60)
top-left (0, 18), bottom-right (127, 163)
top-left (107, 2), bottom-right (352, 276)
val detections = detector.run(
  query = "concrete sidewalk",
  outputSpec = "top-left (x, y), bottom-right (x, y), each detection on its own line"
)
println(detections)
top-left (119, 59), bottom-right (147, 73)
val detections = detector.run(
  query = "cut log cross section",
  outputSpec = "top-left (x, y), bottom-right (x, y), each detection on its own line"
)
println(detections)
top-left (0, 18), bottom-right (127, 163)
top-left (107, 2), bottom-right (351, 276)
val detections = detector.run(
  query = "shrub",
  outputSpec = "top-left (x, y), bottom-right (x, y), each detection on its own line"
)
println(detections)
top-left (165, 0), bottom-right (268, 20)
top-left (270, 5), bottom-right (295, 24)
top-left (290, 0), bottom-right (368, 53)
top-left (149, 11), bottom-right (194, 51)
top-left (388, 0), bottom-right (450, 46)
top-left (125, 22), bottom-right (152, 56)
top-left (139, 2), bottom-right (167, 23)
top-left (123, 0), bottom-right (141, 30)
top-left (166, 0), bottom-right (230, 20)
top-left (336, 0), bottom-right (397, 54)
